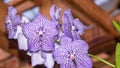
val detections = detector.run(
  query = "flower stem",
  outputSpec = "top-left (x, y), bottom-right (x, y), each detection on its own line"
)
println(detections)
top-left (55, 39), bottom-right (60, 44)
top-left (88, 54), bottom-right (116, 68)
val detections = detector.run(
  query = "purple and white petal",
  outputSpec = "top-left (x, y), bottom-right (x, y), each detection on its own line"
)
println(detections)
top-left (53, 46), bottom-right (70, 64)
top-left (8, 28), bottom-right (16, 39)
top-left (41, 36), bottom-right (55, 51)
top-left (31, 51), bottom-right (45, 66)
top-left (60, 61), bottom-right (76, 68)
top-left (62, 14), bottom-right (73, 39)
top-left (32, 14), bottom-right (48, 27)
top-left (55, 8), bottom-right (61, 20)
top-left (72, 31), bottom-right (81, 40)
top-left (11, 15), bottom-right (21, 26)
top-left (8, 6), bottom-right (17, 16)
top-left (60, 36), bottom-right (72, 46)
top-left (52, 20), bottom-right (59, 28)
top-left (62, 12), bottom-right (69, 24)
top-left (75, 54), bottom-right (92, 68)
top-left (27, 51), bottom-right (32, 56)
top-left (62, 23), bottom-right (73, 39)
top-left (64, 9), bottom-right (73, 24)
top-left (5, 15), bottom-right (21, 39)
top-left (71, 40), bottom-right (92, 68)
top-left (71, 40), bottom-right (89, 54)
top-left (5, 6), bottom-right (21, 39)
top-left (44, 21), bottom-right (58, 37)
top-left (43, 52), bottom-right (54, 68)
top-left (22, 22), bottom-right (39, 39)
top-left (14, 25), bottom-right (23, 39)
top-left (50, 4), bottom-right (56, 19)
top-left (73, 19), bottom-right (86, 35)
top-left (55, 43), bottom-right (60, 49)
top-left (17, 33), bottom-right (28, 51)
top-left (59, 31), bottom-right (64, 37)
top-left (28, 39), bottom-right (41, 52)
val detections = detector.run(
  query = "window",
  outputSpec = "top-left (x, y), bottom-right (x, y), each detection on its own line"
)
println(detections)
top-left (22, 7), bottom-right (39, 20)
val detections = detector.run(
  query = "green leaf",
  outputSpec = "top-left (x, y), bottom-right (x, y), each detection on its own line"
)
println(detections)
top-left (115, 42), bottom-right (120, 68)
top-left (113, 20), bottom-right (120, 32)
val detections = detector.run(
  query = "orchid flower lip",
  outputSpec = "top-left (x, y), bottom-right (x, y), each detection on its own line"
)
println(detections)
top-left (39, 31), bottom-right (43, 35)
top-left (71, 25), bottom-right (76, 31)
top-left (8, 19), bottom-right (12, 24)
top-left (70, 54), bottom-right (75, 60)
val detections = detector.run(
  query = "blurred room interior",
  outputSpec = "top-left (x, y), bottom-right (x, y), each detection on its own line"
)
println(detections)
top-left (0, 0), bottom-right (120, 68)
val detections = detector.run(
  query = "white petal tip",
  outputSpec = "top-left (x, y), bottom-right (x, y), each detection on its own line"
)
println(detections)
top-left (43, 53), bottom-right (54, 68)
top-left (17, 33), bottom-right (28, 51)
top-left (31, 52), bottom-right (45, 66)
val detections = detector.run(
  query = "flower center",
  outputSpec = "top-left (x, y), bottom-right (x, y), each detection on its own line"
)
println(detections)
top-left (70, 54), bottom-right (75, 60)
top-left (8, 20), bottom-right (12, 24)
top-left (39, 31), bottom-right (43, 35)
top-left (72, 25), bottom-right (76, 31)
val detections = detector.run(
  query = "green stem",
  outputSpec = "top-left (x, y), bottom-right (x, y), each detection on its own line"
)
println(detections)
top-left (88, 54), bottom-right (116, 68)
top-left (55, 39), bottom-right (60, 44)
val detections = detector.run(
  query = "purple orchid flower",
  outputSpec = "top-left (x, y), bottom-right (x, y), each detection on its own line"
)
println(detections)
top-left (50, 4), bottom-right (61, 22)
top-left (20, 4), bottom-right (61, 68)
top-left (22, 13), bottom-right (58, 52)
top-left (53, 36), bottom-right (92, 68)
top-left (50, 4), bottom-right (61, 40)
top-left (17, 16), bottom-right (30, 51)
top-left (62, 9), bottom-right (86, 40)
top-left (5, 6), bottom-right (21, 39)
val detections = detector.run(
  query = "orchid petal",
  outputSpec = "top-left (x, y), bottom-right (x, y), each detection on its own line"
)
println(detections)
top-left (17, 33), bottom-right (28, 51)
top-left (14, 26), bottom-right (23, 39)
top-left (27, 51), bottom-right (32, 56)
top-left (31, 52), bottom-right (45, 66)
top-left (43, 53), bottom-right (54, 68)
top-left (50, 4), bottom-right (56, 19)
top-left (55, 8), bottom-right (61, 20)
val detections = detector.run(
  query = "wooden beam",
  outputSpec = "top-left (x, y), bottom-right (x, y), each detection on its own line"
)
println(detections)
top-left (89, 39), bottom-right (116, 54)
top-left (83, 26), bottom-right (116, 54)
top-left (15, 1), bottom-right (36, 13)
top-left (0, 2), bottom-right (7, 33)
top-left (33, 0), bottom-right (53, 19)
top-left (83, 27), bottom-right (114, 42)
top-left (4, 0), bottom-right (36, 13)
top-left (6, 0), bottom-right (22, 6)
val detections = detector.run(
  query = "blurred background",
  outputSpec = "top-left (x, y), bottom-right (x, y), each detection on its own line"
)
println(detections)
top-left (0, 0), bottom-right (120, 68)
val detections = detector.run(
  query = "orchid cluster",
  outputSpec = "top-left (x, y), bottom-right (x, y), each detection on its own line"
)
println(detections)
top-left (5, 4), bottom-right (92, 68)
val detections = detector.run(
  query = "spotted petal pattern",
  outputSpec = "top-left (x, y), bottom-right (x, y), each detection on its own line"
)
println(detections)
top-left (62, 9), bottom-right (86, 40)
top-left (53, 36), bottom-right (92, 68)
top-left (22, 13), bottom-right (58, 52)
top-left (5, 6), bottom-right (21, 39)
